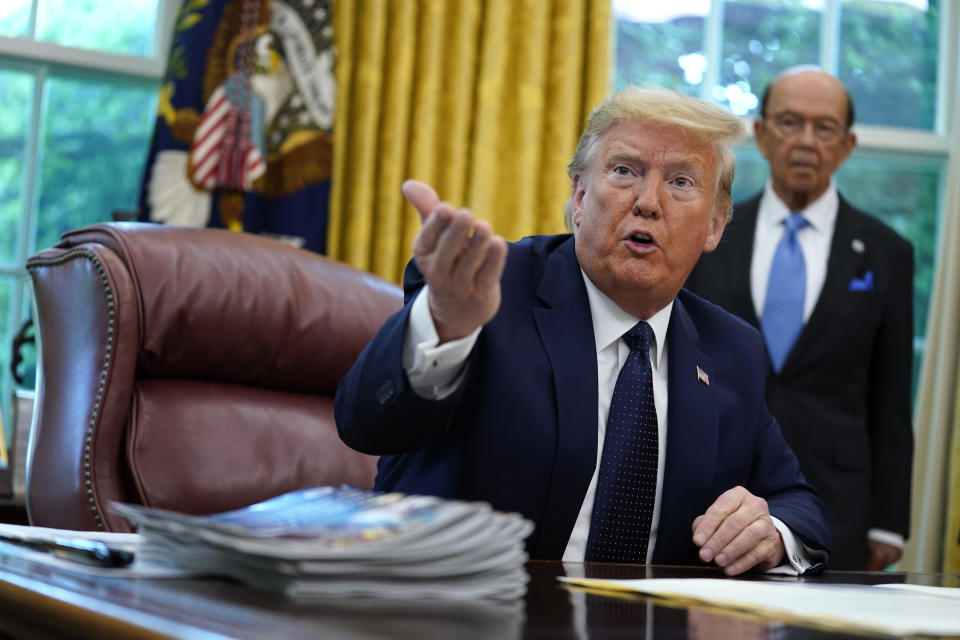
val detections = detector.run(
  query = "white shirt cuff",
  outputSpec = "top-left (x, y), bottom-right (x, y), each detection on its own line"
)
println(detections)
top-left (767, 516), bottom-right (818, 576)
top-left (402, 287), bottom-right (480, 399)
top-left (867, 528), bottom-right (904, 549)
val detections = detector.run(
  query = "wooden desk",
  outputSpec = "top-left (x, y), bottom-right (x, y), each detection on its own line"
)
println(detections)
top-left (0, 497), bottom-right (29, 525)
top-left (0, 552), bottom-right (956, 639)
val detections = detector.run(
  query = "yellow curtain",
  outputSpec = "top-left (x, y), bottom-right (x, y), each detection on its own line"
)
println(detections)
top-left (899, 50), bottom-right (960, 573)
top-left (947, 384), bottom-right (960, 572)
top-left (328, 0), bottom-right (611, 282)
top-left (938, 121), bottom-right (960, 572)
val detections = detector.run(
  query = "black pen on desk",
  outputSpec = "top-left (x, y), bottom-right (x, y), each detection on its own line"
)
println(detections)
top-left (51, 537), bottom-right (135, 568)
top-left (0, 535), bottom-right (134, 568)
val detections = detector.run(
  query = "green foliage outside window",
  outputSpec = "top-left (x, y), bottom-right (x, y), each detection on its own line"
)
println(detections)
top-left (614, 15), bottom-right (704, 96)
top-left (35, 76), bottom-right (157, 253)
top-left (615, 1), bottom-right (939, 129)
top-left (0, 70), bottom-right (31, 264)
top-left (0, 1), bottom-right (163, 408)
top-left (0, 2), bottom-right (30, 39)
top-left (839, 1), bottom-right (939, 130)
top-left (36, 0), bottom-right (159, 57)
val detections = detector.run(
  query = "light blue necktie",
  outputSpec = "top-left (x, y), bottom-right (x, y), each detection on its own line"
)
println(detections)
top-left (762, 213), bottom-right (809, 372)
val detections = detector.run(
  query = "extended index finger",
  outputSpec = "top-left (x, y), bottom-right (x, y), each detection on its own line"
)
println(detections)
top-left (401, 179), bottom-right (440, 223)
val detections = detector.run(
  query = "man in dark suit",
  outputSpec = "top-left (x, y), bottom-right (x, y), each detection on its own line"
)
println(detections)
top-left (685, 67), bottom-right (913, 570)
top-left (336, 86), bottom-right (830, 575)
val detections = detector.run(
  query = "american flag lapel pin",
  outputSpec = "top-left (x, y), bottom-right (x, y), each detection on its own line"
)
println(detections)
top-left (696, 366), bottom-right (710, 386)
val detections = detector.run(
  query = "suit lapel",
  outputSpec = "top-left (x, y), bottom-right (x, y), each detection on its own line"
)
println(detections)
top-left (530, 238), bottom-right (600, 558)
top-left (720, 196), bottom-right (761, 328)
top-left (654, 296), bottom-right (718, 561)
top-left (785, 197), bottom-right (867, 369)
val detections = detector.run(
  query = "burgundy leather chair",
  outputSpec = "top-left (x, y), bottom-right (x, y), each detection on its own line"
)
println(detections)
top-left (25, 223), bottom-right (402, 532)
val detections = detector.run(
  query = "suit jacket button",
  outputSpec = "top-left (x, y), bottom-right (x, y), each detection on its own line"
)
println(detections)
top-left (376, 380), bottom-right (395, 405)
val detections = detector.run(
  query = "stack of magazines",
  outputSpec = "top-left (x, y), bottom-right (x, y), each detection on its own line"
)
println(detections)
top-left (110, 486), bottom-right (534, 601)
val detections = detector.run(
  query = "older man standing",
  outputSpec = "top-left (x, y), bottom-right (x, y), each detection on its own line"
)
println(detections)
top-left (686, 67), bottom-right (914, 570)
top-left (336, 86), bottom-right (830, 574)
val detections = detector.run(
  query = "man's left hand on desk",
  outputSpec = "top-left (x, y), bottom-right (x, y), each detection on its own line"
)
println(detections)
top-left (691, 485), bottom-right (785, 576)
top-left (865, 539), bottom-right (902, 571)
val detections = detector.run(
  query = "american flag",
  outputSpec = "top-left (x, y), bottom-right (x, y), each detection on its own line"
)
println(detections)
top-left (191, 84), bottom-right (265, 190)
top-left (696, 366), bottom-right (710, 386)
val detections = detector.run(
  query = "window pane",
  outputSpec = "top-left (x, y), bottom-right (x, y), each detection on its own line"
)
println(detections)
top-left (0, 1), bottom-right (30, 38)
top-left (0, 69), bottom-right (32, 263)
top-left (35, 75), bottom-right (157, 252)
top-left (839, 0), bottom-right (939, 129)
top-left (721, 0), bottom-right (822, 115)
top-left (13, 278), bottom-right (35, 392)
top-left (613, 1), bottom-right (708, 94)
top-left (0, 276), bottom-right (14, 401)
top-left (732, 144), bottom-right (941, 398)
top-left (36, 0), bottom-right (159, 57)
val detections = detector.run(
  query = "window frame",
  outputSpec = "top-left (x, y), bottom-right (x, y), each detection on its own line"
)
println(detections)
top-left (0, 0), bottom-right (176, 442)
top-left (687, 0), bottom-right (958, 151)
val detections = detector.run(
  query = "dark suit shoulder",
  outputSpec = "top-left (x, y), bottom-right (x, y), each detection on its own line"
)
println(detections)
top-left (677, 288), bottom-right (766, 358)
top-left (498, 234), bottom-right (576, 298)
top-left (678, 288), bottom-right (761, 335)
top-left (720, 193), bottom-right (762, 244)
top-left (508, 234), bottom-right (573, 261)
top-left (684, 193), bottom-right (760, 298)
top-left (837, 196), bottom-right (914, 255)
top-left (730, 193), bottom-right (762, 224)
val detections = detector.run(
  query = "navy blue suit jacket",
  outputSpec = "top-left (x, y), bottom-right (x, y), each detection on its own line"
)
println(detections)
top-left (336, 234), bottom-right (830, 564)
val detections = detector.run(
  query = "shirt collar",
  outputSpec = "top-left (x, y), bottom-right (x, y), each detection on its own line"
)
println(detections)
top-left (580, 270), bottom-right (672, 369)
top-left (759, 178), bottom-right (839, 233)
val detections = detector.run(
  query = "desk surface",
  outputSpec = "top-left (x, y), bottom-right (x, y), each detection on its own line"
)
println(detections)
top-left (0, 551), bottom-right (956, 640)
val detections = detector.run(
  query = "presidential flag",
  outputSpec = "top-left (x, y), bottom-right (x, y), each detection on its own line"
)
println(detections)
top-left (138, 0), bottom-right (334, 253)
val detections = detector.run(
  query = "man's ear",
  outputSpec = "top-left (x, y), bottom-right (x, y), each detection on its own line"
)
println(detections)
top-left (753, 118), bottom-right (772, 161)
top-left (571, 174), bottom-right (585, 228)
top-left (837, 130), bottom-right (857, 166)
top-left (703, 205), bottom-right (729, 253)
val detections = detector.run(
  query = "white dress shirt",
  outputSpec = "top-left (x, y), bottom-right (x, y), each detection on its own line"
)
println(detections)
top-left (402, 277), bottom-right (815, 572)
top-left (751, 180), bottom-right (904, 552)
top-left (751, 179), bottom-right (837, 323)
top-left (561, 272), bottom-right (671, 563)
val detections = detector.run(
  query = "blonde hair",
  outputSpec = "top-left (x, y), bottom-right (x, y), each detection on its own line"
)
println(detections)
top-left (563, 86), bottom-right (746, 230)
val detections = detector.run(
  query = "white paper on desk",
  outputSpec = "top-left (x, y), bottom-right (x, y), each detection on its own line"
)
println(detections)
top-left (0, 522), bottom-right (192, 578)
top-left (559, 577), bottom-right (960, 637)
top-left (0, 522), bottom-right (141, 547)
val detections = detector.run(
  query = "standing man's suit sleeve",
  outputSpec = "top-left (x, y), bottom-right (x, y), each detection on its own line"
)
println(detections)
top-left (867, 238), bottom-right (914, 537)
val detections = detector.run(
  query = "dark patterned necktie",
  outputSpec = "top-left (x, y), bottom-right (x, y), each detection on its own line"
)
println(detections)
top-left (585, 321), bottom-right (658, 562)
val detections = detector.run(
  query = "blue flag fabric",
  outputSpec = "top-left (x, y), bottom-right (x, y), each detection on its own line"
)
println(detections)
top-left (138, 0), bottom-right (335, 253)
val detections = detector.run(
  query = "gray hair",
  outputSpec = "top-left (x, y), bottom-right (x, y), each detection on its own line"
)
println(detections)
top-left (563, 86), bottom-right (746, 230)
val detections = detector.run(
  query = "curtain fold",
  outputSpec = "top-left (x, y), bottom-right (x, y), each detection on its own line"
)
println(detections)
top-left (329, 0), bottom-right (611, 282)
top-left (948, 363), bottom-right (960, 572)
top-left (940, 115), bottom-right (960, 572)
top-left (899, 56), bottom-right (960, 573)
